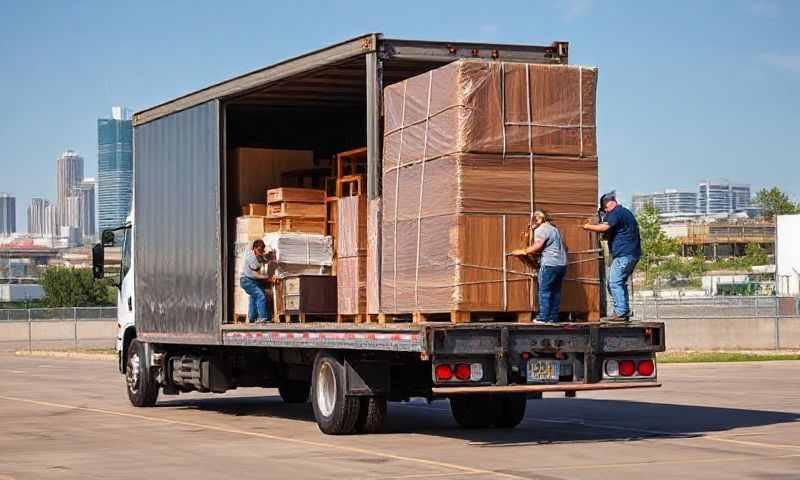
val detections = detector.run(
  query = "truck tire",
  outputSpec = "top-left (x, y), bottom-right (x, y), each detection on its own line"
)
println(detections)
top-left (494, 395), bottom-right (527, 428)
top-left (450, 395), bottom-right (500, 429)
top-left (311, 351), bottom-right (361, 435)
top-left (126, 339), bottom-right (159, 407)
top-left (278, 380), bottom-right (310, 403)
top-left (356, 396), bottom-right (387, 434)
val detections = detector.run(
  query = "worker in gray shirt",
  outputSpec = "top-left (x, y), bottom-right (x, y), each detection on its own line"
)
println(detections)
top-left (239, 239), bottom-right (276, 323)
top-left (512, 210), bottom-right (568, 323)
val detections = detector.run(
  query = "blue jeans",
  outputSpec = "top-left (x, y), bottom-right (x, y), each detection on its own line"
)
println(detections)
top-left (608, 256), bottom-right (638, 317)
top-left (240, 276), bottom-right (271, 321)
top-left (537, 265), bottom-right (567, 322)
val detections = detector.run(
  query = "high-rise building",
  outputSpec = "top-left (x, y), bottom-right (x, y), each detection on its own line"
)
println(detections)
top-left (0, 193), bottom-right (16, 235)
top-left (632, 189), bottom-right (698, 215)
top-left (78, 178), bottom-right (96, 239)
top-left (27, 198), bottom-right (50, 235)
top-left (56, 149), bottom-right (84, 227)
top-left (697, 180), bottom-right (751, 215)
top-left (44, 203), bottom-right (59, 238)
top-left (98, 107), bottom-right (133, 233)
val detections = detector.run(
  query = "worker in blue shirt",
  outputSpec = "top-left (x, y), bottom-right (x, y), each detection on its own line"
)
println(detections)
top-left (583, 192), bottom-right (641, 321)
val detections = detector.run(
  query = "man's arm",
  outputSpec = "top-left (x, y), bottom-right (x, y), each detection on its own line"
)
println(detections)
top-left (512, 238), bottom-right (546, 256)
top-left (583, 223), bottom-right (610, 233)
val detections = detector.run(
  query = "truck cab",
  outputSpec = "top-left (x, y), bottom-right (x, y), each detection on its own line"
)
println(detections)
top-left (94, 213), bottom-right (135, 373)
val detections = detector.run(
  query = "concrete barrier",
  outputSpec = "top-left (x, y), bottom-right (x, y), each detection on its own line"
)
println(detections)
top-left (663, 317), bottom-right (800, 350)
top-left (2, 317), bottom-right (799, 352)
top-left (0, 319), bottom-right (117, 351)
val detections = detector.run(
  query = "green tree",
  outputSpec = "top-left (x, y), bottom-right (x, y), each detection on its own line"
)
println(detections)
top-left (636, 204), bottom-right (680, 284)
top-left (40, 267), bottom-right (116, 308)
top-left (754, 187), bottom-right (799, 220)
top-left (744, 243), bottom-right (768, 266)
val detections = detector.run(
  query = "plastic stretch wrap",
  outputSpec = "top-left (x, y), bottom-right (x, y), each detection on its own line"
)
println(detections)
top-left (336, 196), bottom-right (368, 315)
top-left (263, 233), bottom-right (333, 268)
top-left (367, 198), bottom-right (381, 314)
top-left (384, 60), bottom-right (598, 170)
top-left (380, 59), bottom-right (601, 317)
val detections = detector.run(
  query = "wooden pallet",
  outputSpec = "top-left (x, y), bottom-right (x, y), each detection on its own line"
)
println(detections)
top-left (336, 313), bottom-right (369, 324)
top-left (372, 311), bottom-right (538, 324)
top-left (275, 313), bottom-right (337, 323)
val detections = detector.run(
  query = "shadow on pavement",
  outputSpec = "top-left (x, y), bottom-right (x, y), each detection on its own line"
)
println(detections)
top-left (156, 395), bottom-right (800, 444)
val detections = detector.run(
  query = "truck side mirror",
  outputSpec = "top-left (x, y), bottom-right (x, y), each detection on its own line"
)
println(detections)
top-left (92, 243), bottom-right (105, 280)
top-left (101, 229), bottom-right (115, 246)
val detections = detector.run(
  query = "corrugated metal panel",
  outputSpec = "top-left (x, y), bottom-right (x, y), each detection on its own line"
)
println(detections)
top-left (134, 101), bottom-right (222, 344)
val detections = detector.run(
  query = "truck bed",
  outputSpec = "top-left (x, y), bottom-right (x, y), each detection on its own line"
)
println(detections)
top-left (222, 320), bottom-right (665, 355)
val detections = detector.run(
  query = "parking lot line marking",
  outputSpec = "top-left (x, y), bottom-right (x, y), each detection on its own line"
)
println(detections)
top-left (0, 395), bottom-right (524, 480)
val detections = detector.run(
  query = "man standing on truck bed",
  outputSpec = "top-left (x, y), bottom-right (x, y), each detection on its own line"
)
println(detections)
top-left (583, 192), bottom-right (641, 321)
top-left (512, 210), bottom-right (568, 324)
top-left (240, 239), bottom-right (275, 323)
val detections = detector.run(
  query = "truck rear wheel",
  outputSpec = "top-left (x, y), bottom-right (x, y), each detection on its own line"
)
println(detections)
top-left (278, 380), bottom-right (310, 403)
top-left (126, 339), bottom-right (159, 407)
top-left (450, 395), bottom-right (500, 429)
top-left (311, 352), bottom-right (360, 435)
top-left (356, 396), bottom-right (387, 433)
top-left (494, 394), bottom-right (527, 428)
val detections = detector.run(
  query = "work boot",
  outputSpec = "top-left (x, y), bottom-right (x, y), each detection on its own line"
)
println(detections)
top-left (606, 314), bottom-right (630, 323)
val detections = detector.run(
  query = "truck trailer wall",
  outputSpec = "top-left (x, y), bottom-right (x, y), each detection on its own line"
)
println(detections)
top-left (134, 101), bottom-right (223, 344)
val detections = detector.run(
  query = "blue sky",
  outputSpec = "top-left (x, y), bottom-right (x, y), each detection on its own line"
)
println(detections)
top-left (1, 0), bottom-right (798, 231)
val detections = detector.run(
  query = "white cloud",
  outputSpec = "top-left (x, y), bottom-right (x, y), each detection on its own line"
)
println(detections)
top-left (563, 0), bottom-right (594, 20)
top-left (761, 53), bottom-right (800, 73)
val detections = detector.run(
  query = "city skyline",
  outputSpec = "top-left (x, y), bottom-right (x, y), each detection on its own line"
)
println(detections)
top-left (2, 1), bottom-right (799, 230)
top-left (97, 108), bottom-right (133, 234)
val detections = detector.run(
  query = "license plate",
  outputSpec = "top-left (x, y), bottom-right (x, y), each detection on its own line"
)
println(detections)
top-left (527, 359), bottom-right (560, 383)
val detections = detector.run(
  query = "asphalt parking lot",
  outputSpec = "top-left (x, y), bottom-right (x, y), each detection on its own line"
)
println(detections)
top-left (1, 354), bottom-right (799, 480)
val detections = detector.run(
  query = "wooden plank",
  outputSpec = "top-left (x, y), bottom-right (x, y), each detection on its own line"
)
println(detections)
top-left (266, 187), bottom-right (326, 204)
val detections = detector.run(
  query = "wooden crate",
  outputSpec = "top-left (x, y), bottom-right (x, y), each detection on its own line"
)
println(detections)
top-left (241, 203), bottom-right (266, 216)
top-left (267, 202), bottom-right (325, 219)
top-left (266, 187), bottom-right (326, 204)
top-left (275, 275), bottom-right (338, 322)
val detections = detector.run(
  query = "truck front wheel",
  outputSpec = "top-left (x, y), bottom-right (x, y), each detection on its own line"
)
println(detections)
top-left (126, 339), bottom-right (159, 407)
top-left (311, 352), bottom-right (360, 434)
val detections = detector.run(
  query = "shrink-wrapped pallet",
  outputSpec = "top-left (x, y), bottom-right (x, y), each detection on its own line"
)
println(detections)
top-left (336, 196), bottom-right (368, 315)
top-left (380, 59), bottom-right (601, 319)
top-left (383, 60), bottom-right (597, 167)
top-left (366, 198), bottom-right (381, 314)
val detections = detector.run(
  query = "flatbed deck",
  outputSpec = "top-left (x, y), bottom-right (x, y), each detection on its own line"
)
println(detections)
top-left (221, 321), bottom-right (665, 354)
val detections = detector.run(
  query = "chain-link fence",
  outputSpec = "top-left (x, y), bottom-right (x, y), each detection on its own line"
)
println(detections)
top-left (631, 296), bottom-right (782, 321)
top-left (0, 307), bottom-right (118, 352)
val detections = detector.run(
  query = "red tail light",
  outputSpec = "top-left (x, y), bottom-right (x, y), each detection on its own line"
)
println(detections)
top-left (454, 364), bottom-right (471, 380)
top-left (435, 364), bottom-right (453, 381)
top-left (619, 360), bottom-right (635, 377)
top-left (637, 359), bottom-right (654, 376)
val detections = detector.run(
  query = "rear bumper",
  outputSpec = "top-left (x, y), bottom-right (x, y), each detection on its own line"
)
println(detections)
top-left (432, 381), bottom-right (661, 396)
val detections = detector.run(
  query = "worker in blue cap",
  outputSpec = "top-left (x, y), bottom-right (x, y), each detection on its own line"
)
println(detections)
top-left (583, 191), bottom-right (641, 321)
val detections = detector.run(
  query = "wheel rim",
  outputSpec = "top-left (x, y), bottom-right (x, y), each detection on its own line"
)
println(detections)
top-left (317, 360), bottom-right (336, 417)
top-left (127, 351), bottom-right (140, 394)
